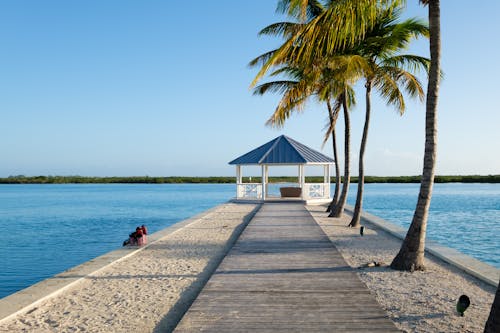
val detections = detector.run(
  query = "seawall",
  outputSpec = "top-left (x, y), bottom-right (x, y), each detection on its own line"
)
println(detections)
top-left (343, 205), bottom-right (500, 287)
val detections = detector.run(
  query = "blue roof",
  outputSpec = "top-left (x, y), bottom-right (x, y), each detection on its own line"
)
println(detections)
top-left (229, 135), bottom-right (334, 165)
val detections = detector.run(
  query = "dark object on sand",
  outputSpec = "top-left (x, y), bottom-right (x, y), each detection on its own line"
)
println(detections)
top-left (360, 226), bottom-right (364, 236)
top-left (359, 261), bottom-right (386, 268)
top-left (456, 295), bottom-right (470, 316)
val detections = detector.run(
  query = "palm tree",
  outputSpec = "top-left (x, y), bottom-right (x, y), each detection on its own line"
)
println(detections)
top-left (255, 0), bottom-right (443, 272)
top-left (252, 75), bottom-right (344, 206)
top-left (348, 9), bottom-right (429, 228)
top-left (329, 89), bottom-right (351, 217)
top-left (251, 0), bottom-right (404, 87)
top-left (251, 63), bottom-right (358, 202)
top-left (252, 0), bottom-right (408, 220)
top-left (325, 98), bottom-right (341, 212)
top-left (270, 0), bottom-right (439, 271)
top-left (390, 0), bottom-right (440, 271)
top-left (250, 1), bottom-right (360, 210)
top-left (317, 74), bottom-right (357, 218)
top-left (485, 278), bottom-right (500, 332)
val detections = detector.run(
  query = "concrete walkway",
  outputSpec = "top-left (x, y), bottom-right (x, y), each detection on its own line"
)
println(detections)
top-left (174, 203), bottom-right (399, 332)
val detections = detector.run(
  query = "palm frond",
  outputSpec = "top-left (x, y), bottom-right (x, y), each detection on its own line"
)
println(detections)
top-left (268, 66), bottom-right (305, 80)
top-left (389, 68), bottom-right (425, 102)
top-left (322, 97), bottom-right (342, 146)
top-left (382, 54), bottom-right (430, 75)
top-left (264, 75), bottom-right (316, 128)
top-left (373, 68), bottom-right (405, 114)
top-left (276, 0), bottom-right (325, 22)
top-left (248, 49), bottom-right (278, 68)
top-left (266, 92), bottom-right (309, 128)
top-left (378, 18), bottom-right (429, 53)
top-left (345, 85), bottom-right (357, 109)
top-left (253, 80), bottom-right (298, 96)
top-left (251, 0), bottom-right (403, 86)
top-left (259, 22), bottom-right (304, 39)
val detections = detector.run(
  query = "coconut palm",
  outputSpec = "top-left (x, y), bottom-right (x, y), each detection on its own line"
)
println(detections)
top-left (318, 68), bottom-right (358, 218)
top-left (325, 98), bottom-right (341, 212)
top-left (390, 0), bottom-right (440, 271)
top-left (328, 89), bottom-right (351, 217)
top-left (348, 9), bottom-right (429, 228)
top-left (251, 0), bottom-right (404, 87)
top-left (264, 0), bottom-right (442, 272)
top-left (266, 59), bottom-right (361, 219)
top-left (250, 1), bottom-right (359, 210)
top-left (252, 0), bottom-right (408, 219)
top-left (252, 1), bottom-right (391, 218)
top-left (251, 62), bottom-right (358, 208)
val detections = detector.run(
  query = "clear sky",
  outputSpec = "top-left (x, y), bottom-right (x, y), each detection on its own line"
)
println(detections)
top-left (1, 1), bottom-right (499, 177)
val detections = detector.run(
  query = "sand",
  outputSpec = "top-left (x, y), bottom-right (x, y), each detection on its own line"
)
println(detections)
top-left (306, 205), bottom-right (496, 333)
top-left (0, 202), bottom-right (496, 332)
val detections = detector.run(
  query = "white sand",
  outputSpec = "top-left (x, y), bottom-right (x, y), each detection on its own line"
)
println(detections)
top-left (306, 205), bottom-right (496, 333)
top-left (0, 203), bottom-right (258, 333)
top-left (1, 202), bottom-right (496, 332)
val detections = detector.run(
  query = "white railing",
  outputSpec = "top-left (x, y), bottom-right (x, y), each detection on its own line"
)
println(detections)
top-left (235, 183), bottom-right (330, 200)
top-left (302, 183), bottom-right (330, 199)
top-left (236, 183), bottom-right (262, 199)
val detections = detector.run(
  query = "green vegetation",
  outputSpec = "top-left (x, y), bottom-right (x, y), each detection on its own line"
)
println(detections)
top-left (0, 176), bottom-right (234, 184)
top-left (1, 175), bottom-right (499, 184)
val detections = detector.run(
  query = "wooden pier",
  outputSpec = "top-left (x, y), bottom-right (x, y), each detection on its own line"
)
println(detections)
top-left (174, 203), bottom-right (399, 332)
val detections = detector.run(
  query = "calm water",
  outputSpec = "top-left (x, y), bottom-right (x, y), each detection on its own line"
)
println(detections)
top-left (0, 183), bottom-right (499, 298)
top-left (0, 184), bottom-right (233, 299)
top-left (347, 183), bottom-right (500, 270)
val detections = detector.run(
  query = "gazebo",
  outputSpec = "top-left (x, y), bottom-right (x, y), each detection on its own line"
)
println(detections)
top-left (228, 135), bottom-right (334, 203)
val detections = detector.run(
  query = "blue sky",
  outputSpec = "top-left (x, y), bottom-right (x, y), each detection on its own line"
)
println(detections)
top-left (1, 1), bottom-right (499, 177)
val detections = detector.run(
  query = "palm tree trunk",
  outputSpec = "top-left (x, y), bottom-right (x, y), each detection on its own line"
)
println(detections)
top-left (484, 278), bottom-right (500, 332)
top-left (326, 100), bottom-right (341, 213)
top-left (390, 0), bottom-right (440, 271)
top-left (349, 81), bottom-right (372, 227)
top-left (330, 92), bottom-right (350, 218)
top-left (328, 129), bottom-right (341, 210)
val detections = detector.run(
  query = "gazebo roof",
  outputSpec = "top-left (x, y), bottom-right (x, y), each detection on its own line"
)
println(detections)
top-left (228, 135), bottom-right (334, 165)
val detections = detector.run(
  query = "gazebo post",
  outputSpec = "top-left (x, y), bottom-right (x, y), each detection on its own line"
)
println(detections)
top-left (261, 165), bottom-right (267, 200)
top-left (299, 164), bottom-right (305, 199)
top-left (324, 164), bottom-right (330, 198)
top-left (236, 165), bottom-right (242, 198)
top-left (236, 165), bottom-right (242, 183)
top-left (265, 165), bottom-right (269, 199)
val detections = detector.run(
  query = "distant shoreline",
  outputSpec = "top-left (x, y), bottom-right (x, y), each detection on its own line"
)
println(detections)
top-left (1, 175), bottom-right (499, 184)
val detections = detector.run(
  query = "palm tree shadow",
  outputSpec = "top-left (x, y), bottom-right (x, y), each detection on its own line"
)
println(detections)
top-left (397, 312), bottom-right (447, 322)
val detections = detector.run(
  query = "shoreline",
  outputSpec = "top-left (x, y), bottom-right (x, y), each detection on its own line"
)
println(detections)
top-left (1, 175), bottom-right (500, 184)
top-left (342, 205), bottom-right (500, 287)
top-left (0, 202), bottom-right (497, 332)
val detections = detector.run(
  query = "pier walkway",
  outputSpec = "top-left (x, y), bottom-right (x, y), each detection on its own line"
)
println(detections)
top-left (174, 203), bottom-right (399, 332)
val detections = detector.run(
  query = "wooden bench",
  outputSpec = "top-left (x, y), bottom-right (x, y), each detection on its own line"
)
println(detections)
top-left (279, 187), bottom-right (302, 198)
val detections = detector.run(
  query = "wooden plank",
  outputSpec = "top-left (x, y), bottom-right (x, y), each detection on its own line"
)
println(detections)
top-left (174, 203), bottom-right (398, 332)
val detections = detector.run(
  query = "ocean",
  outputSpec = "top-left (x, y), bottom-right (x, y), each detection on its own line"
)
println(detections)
top-left (0, 183), bottom-right (498, 299)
